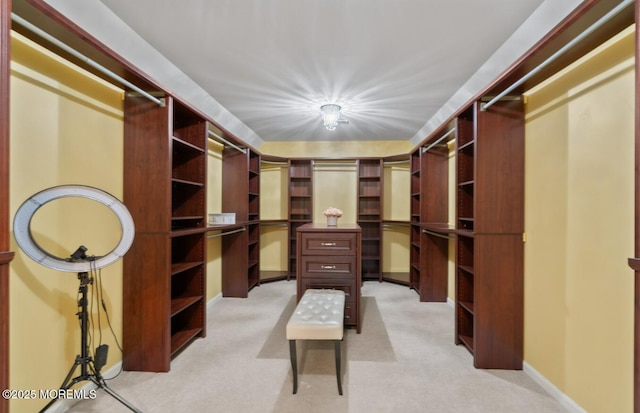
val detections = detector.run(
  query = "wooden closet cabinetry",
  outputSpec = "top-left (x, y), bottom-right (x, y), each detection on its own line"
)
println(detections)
top-left (288, 159), bottom-right (314, 278)
top-left (122, 95), bottom-right (207, 372)
top-left (409, 145), bottom-right (450, 302)
top-left (296, 224), bottom-right (362, 333)
top-left (357, 159), bottom-right (383, 281)
top-left (454, 100), bottom-right (524, 369)
top-left (222, 147), bottom-right (261, 297)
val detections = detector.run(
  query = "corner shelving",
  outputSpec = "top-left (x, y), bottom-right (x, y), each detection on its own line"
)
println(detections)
top-left (222, 146), bottom-right (261, 297)
top-left (409, 149), bottom-right (422, 291)
top-left (358, 158), bottom-right (383, 281)
top-left (288, 159), bottom-right (313, 278)
top-left (407, 140), bottom-right (450, 302)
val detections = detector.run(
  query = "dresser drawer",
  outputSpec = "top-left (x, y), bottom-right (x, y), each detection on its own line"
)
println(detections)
top-left (300, 232), bottom-right (357, 255)
top-left (299, 256), bottom-right (356, 278)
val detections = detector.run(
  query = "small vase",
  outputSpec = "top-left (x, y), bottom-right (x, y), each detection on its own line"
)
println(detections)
top-left (326, 216), bottom-right (338, 226)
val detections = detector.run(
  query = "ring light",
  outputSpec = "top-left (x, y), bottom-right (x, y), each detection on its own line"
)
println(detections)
top-left (13, 185), bottom-right (135, 272)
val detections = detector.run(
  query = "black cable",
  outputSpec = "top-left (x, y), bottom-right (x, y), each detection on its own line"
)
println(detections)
top-left (94, 261), bottom-right (125, 381)
top-left (92, 259), bottom-right (103, 347)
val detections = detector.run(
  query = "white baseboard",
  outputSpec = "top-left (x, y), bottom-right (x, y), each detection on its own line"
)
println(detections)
top-left (207, 292), bottom-right (222, 312)
top-left (444, 299), bottom-right (584, 412)
top-left (523, 361), bottom-right (586, 413)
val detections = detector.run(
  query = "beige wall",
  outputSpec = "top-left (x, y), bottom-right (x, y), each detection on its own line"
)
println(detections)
top-left (382, 162), bottom-right (411, 273)
top-left (9, 33), bottom-right (125, 412)
top-left (259, 140), bottom-right (413, 158)
top-left (523, 26), bottom-right (635, 412)
top-left (259, 163), bottom-right (289, 272)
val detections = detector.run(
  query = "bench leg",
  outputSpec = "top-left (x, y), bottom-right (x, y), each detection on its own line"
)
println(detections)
top-left (289, 340), bottom-right (298, 394)
top-left (335, 340), bottom-right (343, 395)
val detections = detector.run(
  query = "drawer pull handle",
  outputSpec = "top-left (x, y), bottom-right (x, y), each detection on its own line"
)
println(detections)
top-left (321, 265), bottom-right (336, 269)
top-left (320, 242), bottom-right (336, 246)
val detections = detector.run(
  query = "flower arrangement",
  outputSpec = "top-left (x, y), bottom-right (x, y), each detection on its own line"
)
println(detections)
top-left (323, 207), bottom-right (343, 217)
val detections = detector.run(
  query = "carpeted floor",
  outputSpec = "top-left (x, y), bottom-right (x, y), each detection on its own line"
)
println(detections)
top-left (67, 280), bottom-right (567, 413)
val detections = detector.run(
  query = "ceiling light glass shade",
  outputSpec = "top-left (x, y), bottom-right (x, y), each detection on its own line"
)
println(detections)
top-left (321, 104), bottom-right (341, 131)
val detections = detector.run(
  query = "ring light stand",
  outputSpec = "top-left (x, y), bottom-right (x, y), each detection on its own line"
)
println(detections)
top-left (13, 185), bottom-right (140, 413)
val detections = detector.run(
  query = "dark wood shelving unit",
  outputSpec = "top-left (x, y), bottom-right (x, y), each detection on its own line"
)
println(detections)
top-left (454, 100), bottom-right (524, 370)
top-left (287, 159), bottom-right (314, 279)
top-left (123, 95), bottom-right (207, 372)
top-left (408, 142), bottom-right (450, 302)
top-left (409, 149), bottom-right (422, 292)
top-left (357, 158), bottom-right (383, 281)
top-left (222, 147), bottom-right (261, 297)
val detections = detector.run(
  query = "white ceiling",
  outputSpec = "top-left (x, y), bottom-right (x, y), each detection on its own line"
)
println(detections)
top-left (44, 0), bottom-right (583, 147)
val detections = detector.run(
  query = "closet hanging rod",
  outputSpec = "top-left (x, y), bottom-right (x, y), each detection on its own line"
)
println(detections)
top-left (481, 0), bottom-right (633, 111)
top-left (11, 13), bottom-right (164, 107)
top-left (382, 160), bottom-right (410, 165)
top-left (261, 160), bottom-right (288, 166)
top-left (260, 222), bottom-right (288, 227)
top-left (423, 128), bottom-right (456, 153)
top-left (422, 228), bottom-right (455, 240)
top-left (207, 227), bottom-right (246, 239)
top-left (382, 222), bottom-right (411, 227)
top-left (208, 130), bottom-right (246, 154)
top-left (313, 161), bottom-right (358, 167)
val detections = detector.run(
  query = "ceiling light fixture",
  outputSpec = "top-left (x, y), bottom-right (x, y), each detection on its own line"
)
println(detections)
top-left (320, 104), bottom-right (348, 131)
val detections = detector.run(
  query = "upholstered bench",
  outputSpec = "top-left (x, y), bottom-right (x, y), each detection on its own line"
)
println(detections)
top-left (286, 289), bottom-right (345, 395)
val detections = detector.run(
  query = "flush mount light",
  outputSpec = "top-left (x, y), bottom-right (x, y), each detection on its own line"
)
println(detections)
top-left (320, 104), bottom-right (348, 131)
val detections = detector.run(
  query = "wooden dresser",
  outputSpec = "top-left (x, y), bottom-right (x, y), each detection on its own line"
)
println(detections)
top-left (296, 223), bottom-right (362, 333)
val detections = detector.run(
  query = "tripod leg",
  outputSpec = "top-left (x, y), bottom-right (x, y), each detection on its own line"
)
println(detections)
top-left (90, 375), bottom-right (142, 413)
top-left (38, 357), bottom-right (83, 413)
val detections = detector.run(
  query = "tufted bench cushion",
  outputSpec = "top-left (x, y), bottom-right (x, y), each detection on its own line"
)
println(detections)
top-left (286, 289), bottom-right (346, 395)
top-left (286, 289), bottom-right (345, 340)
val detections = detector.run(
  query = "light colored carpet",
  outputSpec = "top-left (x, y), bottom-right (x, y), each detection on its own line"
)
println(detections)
top-left (66, 281), bottom-right (567, 413)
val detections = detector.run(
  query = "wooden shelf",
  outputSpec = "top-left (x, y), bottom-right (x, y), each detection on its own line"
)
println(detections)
top-left (458, 265), bottom-right (475, 275)
top-left (458, 300), bottom-right (474, 314)
top-left (171, 295), bottom-right (202, 317)
top-left (171, 261), bottom-right (202, 276)
top-left (171, 328), bottom-right (203, 356)
top-left (458, 335), bottom-right (474, 353)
